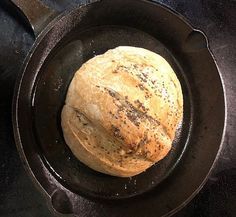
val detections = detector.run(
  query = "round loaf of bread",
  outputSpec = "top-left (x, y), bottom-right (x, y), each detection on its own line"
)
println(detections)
top-left (61, 46), bottom-right (183, 177)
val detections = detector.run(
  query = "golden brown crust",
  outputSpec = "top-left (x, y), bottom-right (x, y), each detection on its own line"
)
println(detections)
top-left (61, 46), bottom-right (183, 177)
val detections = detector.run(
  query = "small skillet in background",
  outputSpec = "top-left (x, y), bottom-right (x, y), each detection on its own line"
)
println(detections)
top-left (11, 0), bottom-right (226, 216)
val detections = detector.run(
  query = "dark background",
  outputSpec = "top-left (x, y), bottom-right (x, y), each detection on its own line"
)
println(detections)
top-left (0, 0), bottom-right (235, 216)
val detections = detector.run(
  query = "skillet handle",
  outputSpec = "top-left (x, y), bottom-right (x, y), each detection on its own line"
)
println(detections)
top-left (10, 0), bottom-right (59, 37)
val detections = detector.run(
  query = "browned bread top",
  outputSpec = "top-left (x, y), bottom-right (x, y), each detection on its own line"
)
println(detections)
top-left (61, 46), bottom-right (183, 177)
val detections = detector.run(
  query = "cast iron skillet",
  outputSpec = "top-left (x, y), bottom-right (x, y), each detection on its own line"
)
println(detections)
top-left (11, 0), bottom-right (226, 216)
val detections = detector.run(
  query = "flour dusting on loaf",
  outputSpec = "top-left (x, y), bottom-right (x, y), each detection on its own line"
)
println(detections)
top-left (61, 46), bottom-right (183, 177)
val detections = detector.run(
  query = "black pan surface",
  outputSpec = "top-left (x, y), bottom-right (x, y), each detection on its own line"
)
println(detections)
top-left (12, 0), bottom-right (226, 216)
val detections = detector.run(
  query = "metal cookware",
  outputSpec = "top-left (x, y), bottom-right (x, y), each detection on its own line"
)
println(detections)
top-left (11, 0), bottom-right (226, 216)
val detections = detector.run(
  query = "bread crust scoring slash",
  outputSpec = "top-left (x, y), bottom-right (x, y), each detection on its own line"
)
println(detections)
top-left (61, 46), bottom-right (183, 177)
